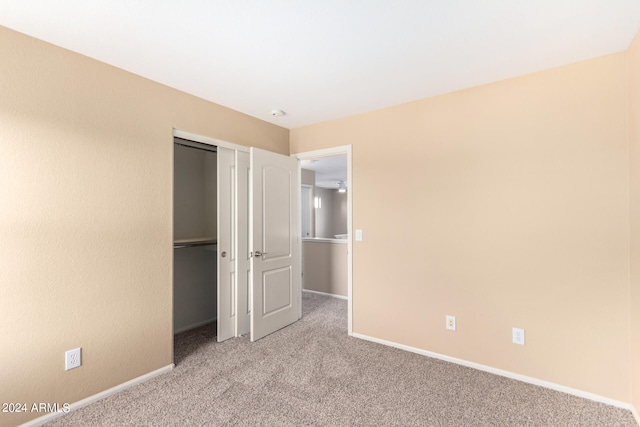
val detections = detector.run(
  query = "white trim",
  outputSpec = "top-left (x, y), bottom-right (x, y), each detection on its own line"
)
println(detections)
top-left (173, 129), bottom-right (249, 152)
top-left (294, 145), bottom-right (353, 336)
top-left (352, 332), bottom-right (634, 411)
top-left (21, 364), bottom-right (174, 427)
top-left (303, 288), bottom-right (348, 300)
top-left (300, 184), bottom-right (313, 239)
top-left (173, 317), bottom-right (217, 334)
top-left (295, 145), bottom-right (352, 159)
top-left (631, 405), bottom-right (640, 425)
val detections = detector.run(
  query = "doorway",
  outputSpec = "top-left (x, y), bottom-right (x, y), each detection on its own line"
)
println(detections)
top-left (295, 145), bottom-right (353, 336)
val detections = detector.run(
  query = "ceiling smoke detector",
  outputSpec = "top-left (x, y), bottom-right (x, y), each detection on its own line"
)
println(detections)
top-left (270, 109), bottom-right (285, 117)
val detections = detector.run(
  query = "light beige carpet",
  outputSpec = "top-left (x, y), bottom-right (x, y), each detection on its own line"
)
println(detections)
top-left (45, 292), bottom-right (637, 426)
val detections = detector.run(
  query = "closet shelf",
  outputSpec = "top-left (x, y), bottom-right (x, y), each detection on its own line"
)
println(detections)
top-left (174, 237), bottom-right (217, 249)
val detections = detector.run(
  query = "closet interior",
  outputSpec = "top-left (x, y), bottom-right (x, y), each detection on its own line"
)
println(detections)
top-left (173, 137), bottom-right (217, 334)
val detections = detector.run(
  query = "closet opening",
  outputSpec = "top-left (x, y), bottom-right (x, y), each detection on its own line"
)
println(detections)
top-left (172, 128), bottom-right (303, 352)
top-left (173, 137), bottom-right (218, 363)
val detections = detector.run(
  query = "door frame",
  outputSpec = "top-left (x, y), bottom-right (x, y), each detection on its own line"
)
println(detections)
top-left (174, 129), bottom-right (249, 153)
top-left (293, 145), bottom-right (353, 336)
top-left (300, 184), bottom-right (313, 239)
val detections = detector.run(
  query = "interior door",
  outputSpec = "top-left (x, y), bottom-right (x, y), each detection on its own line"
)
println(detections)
top-left (250, 147), bottom-right (301, 341)
top-left (217, 147), bottom-right (235, 342)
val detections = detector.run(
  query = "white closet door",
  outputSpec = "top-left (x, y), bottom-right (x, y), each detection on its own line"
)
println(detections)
top-left (217, 147), bottom-right (235, 342)
top-left (236, 151), bottom-right (251, 336)
top-left (250, 147), bottom-right (301, 341)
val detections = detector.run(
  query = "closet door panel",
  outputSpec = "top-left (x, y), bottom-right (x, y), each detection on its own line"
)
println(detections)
top-left (236, 151), bottom-right (251, 336)
top-left (217, 147), bottom-right (236, 342)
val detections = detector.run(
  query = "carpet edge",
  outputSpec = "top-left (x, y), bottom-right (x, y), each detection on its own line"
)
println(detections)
top-left (20, 364), bottom-right (175, 427)
top-left (351, 332), bottom-right (632, 411)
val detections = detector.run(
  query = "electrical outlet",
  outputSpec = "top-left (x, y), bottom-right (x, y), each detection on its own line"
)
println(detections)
top-left (512, 328), bottom-right (525, 345)
top-left (65, 348), bottom-right (81, 370)
top-left (446, 315), bottom-right (456, 331)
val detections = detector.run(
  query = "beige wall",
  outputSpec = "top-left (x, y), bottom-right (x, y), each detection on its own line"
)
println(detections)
top-left (0, 26), bottom-right (288, 426)
top-left (301, 168), bottom-right (316, 186)
top-left (332, 190), bottom-right (348, 237)
top-left (629, 31), bottom-right (640, 417)
top-left (173, 245), bottom-right (217, 333)
top-left (303, 240), bottom-right (348, 297)
top-left (301, 168), bottom-right (316, 237)
top-left (292, 52), bottom-right (632, 402)
top-left (173, 144), bottom-right (217, 240)
top-left (314, 188), bottom-right (348, 239)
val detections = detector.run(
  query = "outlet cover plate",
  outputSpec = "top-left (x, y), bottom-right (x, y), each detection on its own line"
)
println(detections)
top-left (512, 328), bottom-right (525, 345)
top-left (65, 348), bottom-right (81, 370)
top-left (446, 315), bottom-right (456, 331)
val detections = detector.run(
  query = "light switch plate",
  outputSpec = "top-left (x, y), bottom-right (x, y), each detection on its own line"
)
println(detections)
top-left (355, 229), bottom-right (363, 241)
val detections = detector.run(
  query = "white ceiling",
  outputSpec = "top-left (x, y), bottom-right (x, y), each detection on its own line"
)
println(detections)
top-left (1, 1), bottom-right (639, 129)
top-left (302, 156), bottom-right (347, 189)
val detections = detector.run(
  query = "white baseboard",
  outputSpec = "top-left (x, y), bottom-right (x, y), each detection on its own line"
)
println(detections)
top-left (174, 317), bottom-right (216, 334)
top-left (352, 332), bottom-right (633, 411)
top-left (631, 404), bottom-right (640, 425)
top-left (303, 289), bottom-right (348, 300)
top-left (22, 364), bottom-right (174, 427)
